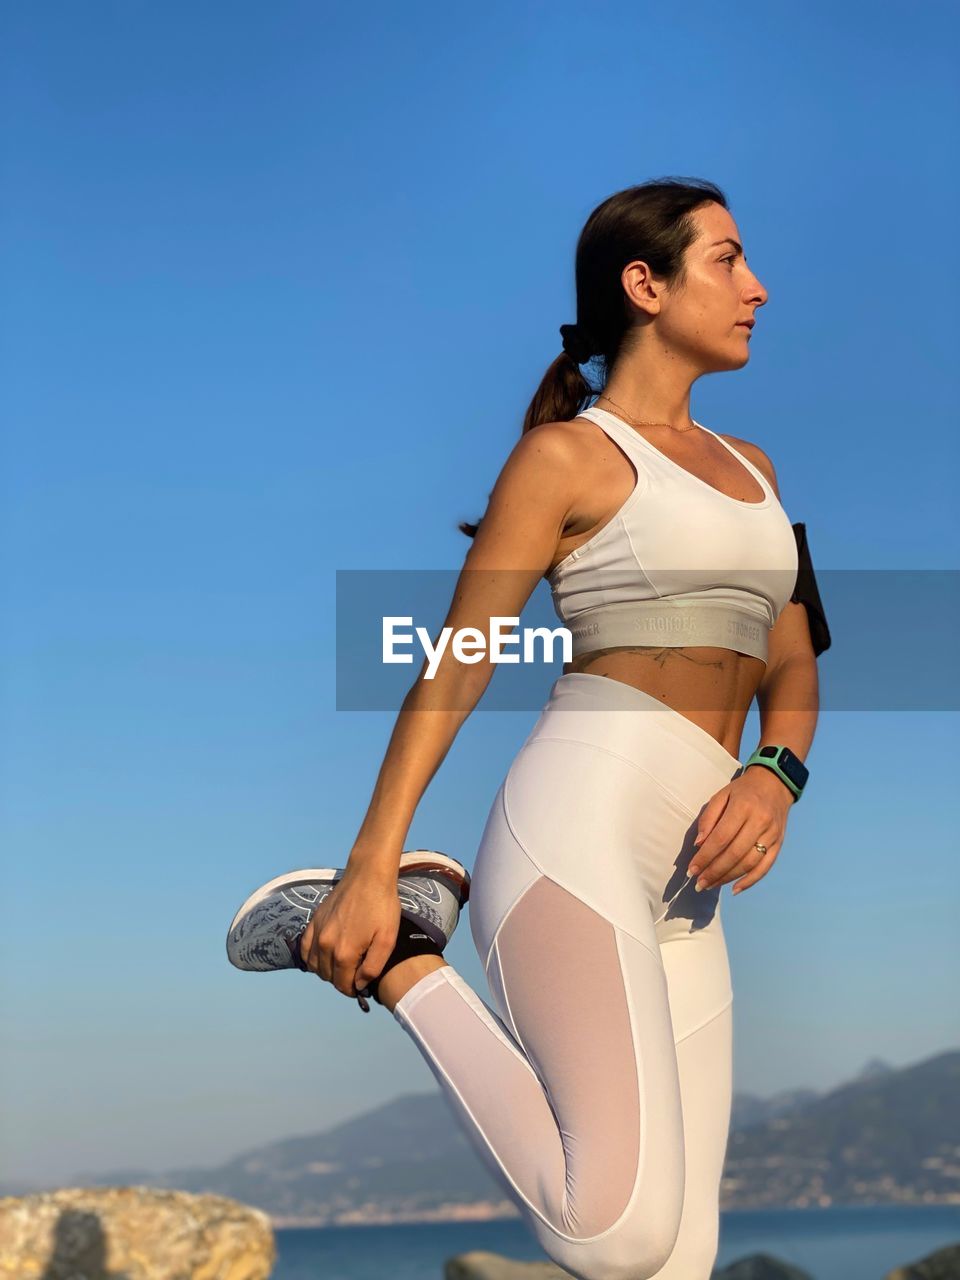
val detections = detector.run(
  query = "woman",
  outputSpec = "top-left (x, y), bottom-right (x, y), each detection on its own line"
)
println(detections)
top-left (226, 178), bottom-right (824, 1280)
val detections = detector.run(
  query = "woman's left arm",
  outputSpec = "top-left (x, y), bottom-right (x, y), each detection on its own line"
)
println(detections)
top-left (686, 438), bottom-right (821, 895)
top-left (687, 651), bottom-right (819, 895)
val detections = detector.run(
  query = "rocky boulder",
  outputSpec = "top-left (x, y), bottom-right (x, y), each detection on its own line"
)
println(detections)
top-left (445, 1252), bottom-right (573, 1278)
top-left (713, 1253), bottom-right (815, 1278)
top-left (442, 1249), bottom-right (819, 1280)
top-left (0, 1186), bottom-right (275, 1279)
top-left (444, 1248), bottom-right (815, 1279)
top-left (885, 1241), bottom-right (960, 1278)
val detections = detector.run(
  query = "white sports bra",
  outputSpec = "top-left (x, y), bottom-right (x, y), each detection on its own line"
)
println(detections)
top-left (547, 404), bottom-right (799, 664)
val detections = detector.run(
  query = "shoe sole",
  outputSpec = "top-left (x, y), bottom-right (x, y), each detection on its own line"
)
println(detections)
top-left (227, 848), bottom-right (470, 938)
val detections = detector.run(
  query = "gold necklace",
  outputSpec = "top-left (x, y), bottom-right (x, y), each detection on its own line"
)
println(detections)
top-left (597, 393), bottom-right (699, 433)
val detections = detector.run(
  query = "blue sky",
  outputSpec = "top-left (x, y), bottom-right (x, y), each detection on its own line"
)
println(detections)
top-left (1, 1), bottom-right (957, 1186)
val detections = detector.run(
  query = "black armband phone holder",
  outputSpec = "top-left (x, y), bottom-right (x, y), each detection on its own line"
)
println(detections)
top-left (790, 522), bottom-right (831, 657)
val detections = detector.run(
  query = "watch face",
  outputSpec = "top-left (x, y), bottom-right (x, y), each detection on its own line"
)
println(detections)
top-left (779, 748), bottom-right (809, 790)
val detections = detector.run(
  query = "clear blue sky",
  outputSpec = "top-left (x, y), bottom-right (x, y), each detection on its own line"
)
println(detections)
top-left (2, 1), bottom-right (957, 1186)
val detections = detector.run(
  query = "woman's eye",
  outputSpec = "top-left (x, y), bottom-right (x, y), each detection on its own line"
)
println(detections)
top-left (722, 255), bottom-right (736, 266)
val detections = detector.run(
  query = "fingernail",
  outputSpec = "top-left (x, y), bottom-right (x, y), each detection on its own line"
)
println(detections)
top-left (695, 880), bottom-right (707, 892)
top-left (689, 866), bottom-right (700, 877)
top-left (694, 833), bottom-right (703, 845)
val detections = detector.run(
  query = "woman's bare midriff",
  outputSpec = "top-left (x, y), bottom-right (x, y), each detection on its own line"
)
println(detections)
top-left (544, 413), bottom-right (776, 756)
top-left (561, 645), bottom-right (765, 760)
top-left (548, 414), bottom-right (773, 757)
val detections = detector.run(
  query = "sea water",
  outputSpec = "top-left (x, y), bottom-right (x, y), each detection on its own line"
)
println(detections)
top-left (272, 1204), bottom-right (960, 1279)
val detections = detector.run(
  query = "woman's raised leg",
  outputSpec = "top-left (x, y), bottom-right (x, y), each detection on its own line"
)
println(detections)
top-left (388, 772), bottom-right (696, 1280)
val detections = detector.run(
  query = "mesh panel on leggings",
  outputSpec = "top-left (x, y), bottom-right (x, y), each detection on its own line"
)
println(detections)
top-left (494, 875), bottom-right (641, 1237)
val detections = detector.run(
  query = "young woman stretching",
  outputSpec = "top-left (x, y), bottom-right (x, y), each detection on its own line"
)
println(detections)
top-left (226, 178), bottom-right (825, 1280)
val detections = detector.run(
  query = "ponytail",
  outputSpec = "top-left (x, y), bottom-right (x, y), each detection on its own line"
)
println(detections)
top-left (458, 176), bottom-right (728, 539)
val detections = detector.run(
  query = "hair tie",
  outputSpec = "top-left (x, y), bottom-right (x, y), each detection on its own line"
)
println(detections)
top-left (559, 323), bottom-right (594, 365)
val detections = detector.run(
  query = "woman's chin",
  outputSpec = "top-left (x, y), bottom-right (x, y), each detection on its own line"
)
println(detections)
top-left (729, 346), bottom-right (751, 370)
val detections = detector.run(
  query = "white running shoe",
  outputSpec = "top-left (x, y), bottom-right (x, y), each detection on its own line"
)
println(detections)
top-left (225, 850), bottom-right (471, 1010)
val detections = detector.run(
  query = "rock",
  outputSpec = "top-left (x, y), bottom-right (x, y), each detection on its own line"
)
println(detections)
top-left (443, 1248), bottom-right (817, 1279)
top-left (885, 1240), bottom-right (960, 1278)
top-left (0, 1185), bottom-right (275, 1279)
top-left (445, 1251), bottom-right (574, 1279)
top-left (712, 1254), bottom-right (815, 1280)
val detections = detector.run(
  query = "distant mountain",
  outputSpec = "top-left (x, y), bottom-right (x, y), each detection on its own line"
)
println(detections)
top-left (8, 1050), bottom-right (958, 1226)
top-left (726, 1057), bottom-right (896, 1132)
top-left (855, 1057), bottom-right (895, 1081)
top-left (70, 1091), bottom-right (511, 1227)
top-left (730, 1085), bottom-right (821, 1131)
top-left (722, 1049), bottom-right (960, 1208)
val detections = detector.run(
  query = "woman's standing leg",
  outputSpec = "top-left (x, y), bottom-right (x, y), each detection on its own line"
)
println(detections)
top-left (644, 900), bottom-right (734, 1278)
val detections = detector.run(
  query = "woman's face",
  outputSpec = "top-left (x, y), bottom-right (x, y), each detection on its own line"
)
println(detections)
top-left (628, 201), bottom-right (768, 373)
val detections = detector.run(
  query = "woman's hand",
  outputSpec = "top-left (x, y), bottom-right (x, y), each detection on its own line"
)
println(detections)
top-left (686, 766), bottom-right (795, 895)
top-left (298, 861), bottom-right (401, 999)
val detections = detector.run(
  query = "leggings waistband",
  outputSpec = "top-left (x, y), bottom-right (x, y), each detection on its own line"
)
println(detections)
top-left (534, 673), bottom-right (742, 785)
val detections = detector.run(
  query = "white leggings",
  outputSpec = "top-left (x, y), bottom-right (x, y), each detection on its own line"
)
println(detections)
top-left (391, 671), bottom-right (743, 1280)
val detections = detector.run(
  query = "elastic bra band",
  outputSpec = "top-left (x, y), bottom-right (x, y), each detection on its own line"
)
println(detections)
top-left (566, 599), bottom-right (770, 663)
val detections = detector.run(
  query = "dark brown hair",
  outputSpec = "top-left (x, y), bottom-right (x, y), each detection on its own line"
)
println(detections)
top-left (458, 176), bottom-right (728, 538)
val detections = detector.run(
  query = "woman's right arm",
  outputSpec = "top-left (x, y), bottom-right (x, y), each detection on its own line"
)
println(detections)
top-left (348, 421), bottom-right (584, 879)
top-left (302, 420), bottom-right (586, 998)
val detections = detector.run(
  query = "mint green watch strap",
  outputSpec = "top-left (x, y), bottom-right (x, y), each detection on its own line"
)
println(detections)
top-left (744, 747), bottom-right (802, 802)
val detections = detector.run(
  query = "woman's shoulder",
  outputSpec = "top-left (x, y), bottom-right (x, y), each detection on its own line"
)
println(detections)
top-left (512, 416), bottom-right (609, 466)
top-left (492, 418), bottom-right (612, 514)
top-left (719, 432), bottom-right (781, 499)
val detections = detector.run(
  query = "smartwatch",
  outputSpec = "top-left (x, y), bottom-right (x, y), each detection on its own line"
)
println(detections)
top-left (744, 745), bottom-right (809, 802)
